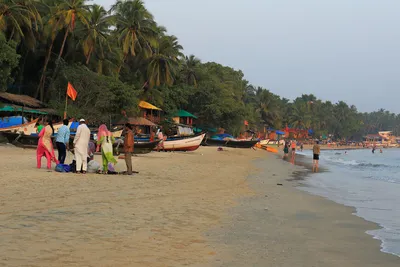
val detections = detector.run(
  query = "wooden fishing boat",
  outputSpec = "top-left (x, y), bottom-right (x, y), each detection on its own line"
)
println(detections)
top-left (0, 118), bottom-right (38, 135)
top-left (202, 138), bottom-right (258, 148)
top-left (113, 140), bottom-right (160, 155)
top-left (161, 133), bottom-right (205, 151)
top-left (52, 120), bottom-right (73, 134)
top-left (259, 139), bottom-right (285, 147)
top-left (1, 131), bottom-right (49, 148)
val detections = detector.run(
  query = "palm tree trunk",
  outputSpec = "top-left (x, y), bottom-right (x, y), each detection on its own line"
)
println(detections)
top-left (46, 28), bottom-right (70, 102)
top-left (57, 28), bottom-right (69, 62)
top-left (35, 39), bottom-right (55, 101)
top-left (85, 46), bottom-right (93, 65)
top-left (8, 29), bottom-right (15, 42)
top-left (117, 54), bottom-right (128, 74)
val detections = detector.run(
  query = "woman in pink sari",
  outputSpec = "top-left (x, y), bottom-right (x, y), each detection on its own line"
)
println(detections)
top-left (37, 121), bottom-right (59, 169)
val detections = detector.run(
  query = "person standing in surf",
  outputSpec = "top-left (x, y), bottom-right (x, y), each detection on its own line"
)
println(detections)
top-left (312, 140), bottom-right (321, 172)
top-left (291, 140), bottom-right (296, 162)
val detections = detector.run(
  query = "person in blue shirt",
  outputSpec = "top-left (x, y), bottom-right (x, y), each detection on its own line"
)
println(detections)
top-left (55, 119), bottom-right (70, 164)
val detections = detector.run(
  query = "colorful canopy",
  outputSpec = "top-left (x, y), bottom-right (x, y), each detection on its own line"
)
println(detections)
top-left (174, 109), bottom-right (197, 119)
top-left (138, 101), bottom-right (162, 111)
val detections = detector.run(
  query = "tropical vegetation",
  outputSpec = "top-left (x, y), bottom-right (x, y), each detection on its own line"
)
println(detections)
top-left (1, 0), bottom-right (400, 139)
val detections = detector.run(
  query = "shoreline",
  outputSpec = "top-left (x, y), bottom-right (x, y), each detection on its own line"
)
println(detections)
top-left (201, 149), bottom-right (400, 266)
top-left (285, 149), bottom-right (399, 258)
top-left (0, 145), bottom-right (399, 266)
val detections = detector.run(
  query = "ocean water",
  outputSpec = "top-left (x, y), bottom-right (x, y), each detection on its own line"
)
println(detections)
top-left (297, 148), bottom-right (400, 257)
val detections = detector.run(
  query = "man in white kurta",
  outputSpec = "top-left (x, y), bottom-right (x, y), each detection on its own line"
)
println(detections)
top-left (73, 119), bottom-right (91, 173)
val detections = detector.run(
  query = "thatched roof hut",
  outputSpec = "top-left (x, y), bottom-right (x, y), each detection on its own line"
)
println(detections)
top-left (0, 92), bottom-right (44, 108)
top-left (116, 117), bottom-right (156, 126)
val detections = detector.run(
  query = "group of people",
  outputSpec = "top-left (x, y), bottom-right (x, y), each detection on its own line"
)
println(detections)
top-left (282, 139), bottom-right (320, 172)
top-left (36, 119), bottom-right (136, 175)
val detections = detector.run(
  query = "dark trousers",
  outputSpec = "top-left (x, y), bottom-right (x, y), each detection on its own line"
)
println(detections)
top-left (56, 142), bottom-right (66, 164)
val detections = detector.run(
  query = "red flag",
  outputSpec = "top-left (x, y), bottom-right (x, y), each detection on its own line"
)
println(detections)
top-left (67, 82), bottom-right (77, 101)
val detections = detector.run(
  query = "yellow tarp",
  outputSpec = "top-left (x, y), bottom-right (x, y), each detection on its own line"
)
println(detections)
top-left (138, 100), bottom-right (162, 111)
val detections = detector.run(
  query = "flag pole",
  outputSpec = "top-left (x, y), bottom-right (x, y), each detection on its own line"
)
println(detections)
top-left (64, 93), bottom-right (68, 119)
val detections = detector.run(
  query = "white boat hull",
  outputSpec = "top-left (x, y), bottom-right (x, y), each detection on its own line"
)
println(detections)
top-left (162, 134), bottom-right (205, 151)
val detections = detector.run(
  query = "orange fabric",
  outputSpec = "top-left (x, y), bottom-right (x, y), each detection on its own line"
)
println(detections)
top-left (124, 129), bottom-right (134, 153)
top-left (67, 82), bottom-right (77, 101)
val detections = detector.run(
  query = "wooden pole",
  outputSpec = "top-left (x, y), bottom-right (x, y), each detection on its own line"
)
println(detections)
top-left (64, 94), bottom-right (68, 119)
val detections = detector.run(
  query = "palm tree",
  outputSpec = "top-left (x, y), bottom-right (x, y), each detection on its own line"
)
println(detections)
top-left (255, 88), bottom-right (280, 128)
top-left (180, 54), bottom-right (200, 87)
top-left (146, 35), bottom-right (183, 88)
top-left (112, 0), bottom-right (157, 74)
top-left (54, 0), bottom-right (89, 63)
top-left (0, 0), bottom-right (39, 43)
top-left (35, 0), bottom-right (63, 101)
top-left (78, 4), bottom-right (111, 65)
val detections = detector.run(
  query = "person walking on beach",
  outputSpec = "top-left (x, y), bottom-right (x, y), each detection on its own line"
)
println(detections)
top-left (283, 142), bottom-right (289, 159)
top-left (291, 140), bottom-right (296, 162)
top-left (36, 121), bottom-right (58, 169)
top-left (96, 124), bottom-right (117, 173)
top-left (73, 119), bottom-right (91, 174)
top-left (312, 140), bottom-right (321, 173)
top-left (124, 123), bottom-right (134, 175)
top-left (55, 119), bottom-right (70, 164)
top-left (157, 127), bottom-right (165, 152)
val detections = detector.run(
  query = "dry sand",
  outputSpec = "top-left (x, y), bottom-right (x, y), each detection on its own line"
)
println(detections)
top-left (0, 145), bottom-right (399, 266)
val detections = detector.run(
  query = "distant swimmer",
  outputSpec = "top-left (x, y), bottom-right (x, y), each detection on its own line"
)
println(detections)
top-left (372, 147), bottom-right (375, 154)
top-left (345, 151), bottom-right (347, 155)
top-left (380, 149), bottom-right (383, 153)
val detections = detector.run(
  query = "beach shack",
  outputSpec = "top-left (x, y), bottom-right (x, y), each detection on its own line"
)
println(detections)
top-left (116, 117), bottom-right (156, 135)
top-left (0, 92), bottom-right (57, 123)
top-left (139, 101), bottom-right (162, 124)
top-left (171, 110), bottom-right (197, 126)
top-left (364, 134), bottom-right (382, 145)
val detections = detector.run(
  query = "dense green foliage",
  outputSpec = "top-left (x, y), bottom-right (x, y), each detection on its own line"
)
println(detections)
top-left (0, 33), bottom-right (20, 89)
top-left (2, 0), bottom-right (400, 139)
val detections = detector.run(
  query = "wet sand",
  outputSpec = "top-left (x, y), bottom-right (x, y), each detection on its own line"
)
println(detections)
top-left (0, 145), bottom-right (399, 266)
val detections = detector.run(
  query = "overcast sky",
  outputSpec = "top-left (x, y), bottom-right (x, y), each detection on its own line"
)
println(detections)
top-left (95, 0), bottom-right (400, 113)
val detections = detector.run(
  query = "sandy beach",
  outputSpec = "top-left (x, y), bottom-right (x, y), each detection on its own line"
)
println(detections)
top-left (0, 145), bottom-right (399, 266)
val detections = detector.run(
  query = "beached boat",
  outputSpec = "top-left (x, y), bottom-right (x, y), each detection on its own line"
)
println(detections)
top-left (161, 133), bottom-right (205, 151)
top-left (0, 118), bottom-right (38, 135)
top-left (52, 120), bottom-right (73, 134)
top-left (202, 138), bottom-right (258, 148)
top-left (113, 140), bottom-right (160, 155)
top-left (1, 131), bottom-right (47, 148)
top-left (259, 139), bottom-right (285, 147)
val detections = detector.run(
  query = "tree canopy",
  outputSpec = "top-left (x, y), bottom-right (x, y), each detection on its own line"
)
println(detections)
top-left (2, 0), bottom-right (400, 139)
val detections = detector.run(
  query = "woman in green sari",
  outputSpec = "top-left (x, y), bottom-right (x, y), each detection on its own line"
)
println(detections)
top-left (96, 124), bottom-right (117, 173)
